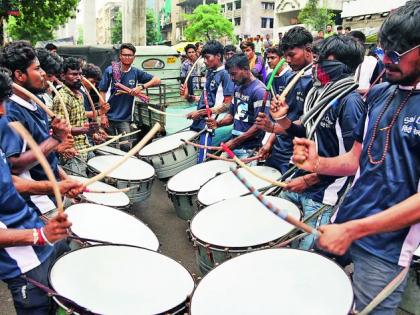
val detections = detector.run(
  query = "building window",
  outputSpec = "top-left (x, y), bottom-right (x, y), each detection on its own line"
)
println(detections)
top-left (234, 17), bottom-right (241, 26)
top-left (235, 0), bottom-right (241, 9)
top-left (261, 17), bottom-right (274, 29)
top-left (221, 4), bottom-right (225, 12)
top-left (227, 2), bottom-right (233, 11)
top-left (262, 2), bottom-right (275, 10)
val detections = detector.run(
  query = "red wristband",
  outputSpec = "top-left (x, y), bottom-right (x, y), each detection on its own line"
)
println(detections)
top-left (36, 228), bottom-right (46, 246)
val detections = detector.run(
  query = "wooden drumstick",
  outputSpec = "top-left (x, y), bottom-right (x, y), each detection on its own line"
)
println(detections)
top-left (148, 106), bottom-right (186, 118)
top-left (82, 123), bottom-right (161, 187)
top-left (12, 83), bottom-right (57, 119)
top-left (81, 81), bottom-right (98, 121)
top-left (9, 122), bottom-right (64, 213)
top-left (229, 165), bottom-right (318, 236)
top-left (221, 143), bottom-right (287, 188)
top-left (47, 81), bottom-right (70, 125)
top-left (78, 129), bottom-right (141, 154)
top-left (82, 75), bottom-right (106, 104)
top-left (183, 56), bottom-right (203, 92)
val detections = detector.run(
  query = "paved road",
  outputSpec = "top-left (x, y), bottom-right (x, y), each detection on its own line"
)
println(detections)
top-left (0, 179), bottom-right (413, 314)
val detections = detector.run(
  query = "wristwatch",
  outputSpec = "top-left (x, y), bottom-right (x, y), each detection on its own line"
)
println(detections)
top-left (139, 84), bottom-right (145, 90)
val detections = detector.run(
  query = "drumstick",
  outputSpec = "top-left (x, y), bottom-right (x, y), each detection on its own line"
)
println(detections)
top-left (183, 56), bottom-right (203, 92)
top-left (9, 122), bottom-right (64, 213)
top-left (12, 83), bottom-right (57, 119)
top-left (280, 63), bottom-right (313, 101)
top-left (229, 165), bottom-right (318, 236)
top-left (82, 75), bottom-right (106, 104)
top-left (206, 153), bottom-right (262, 164)
top-left (221, 143), bottom-right (287, 188)
top-left (181, 138), bottom-right (221, 151)
top-left (78, 129), bottom-right (141, 154)
top-left (82, 122), bottom-right (161, 187)
top-left (262, 58), bottom-right (286, 112)
top-left (47, 81), bottom-right (70, 125)
top-left (148, 106), bottom-right (186, 118)
top-left (81, 81), bottom-right (98, 121)
top-left (83, 184), bottom-right (140, 194)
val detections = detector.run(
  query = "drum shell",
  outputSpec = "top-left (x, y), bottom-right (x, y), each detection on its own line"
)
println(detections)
top-left (399, 255), bottom-right (420, 315)
top-left (139, 144), bottom-right (198, 179)
top-left (87, 166), bottom-right (155, 204)
top-left (73, 196), bottom-right (131, 212)
top-left (167, 189), bottom-right (198, 220)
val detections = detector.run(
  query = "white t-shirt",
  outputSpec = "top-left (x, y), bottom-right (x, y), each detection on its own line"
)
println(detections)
top-left (355, 55), bottom-right (378, 89)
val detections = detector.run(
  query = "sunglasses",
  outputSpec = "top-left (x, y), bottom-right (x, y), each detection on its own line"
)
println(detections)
top-left (384, 44), bottom-right (420, 64)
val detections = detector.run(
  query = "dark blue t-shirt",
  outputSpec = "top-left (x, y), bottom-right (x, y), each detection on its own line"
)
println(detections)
top-left (335, 83), bottom-right (420, 266)
top-left (0, 147), bottom-right (53, 279)
top-left (299, 90), bottom-right (366, 205)
top-left (266, 72), bottom-right (313, 173)
top-left (190, 66), bottom-right (235, 131)
top-left (229, 79), bottom-right (267, 149)
top-left (98, 66), bottom-right (153, 121)
top-left (1, 95), bottom-right (60, 214)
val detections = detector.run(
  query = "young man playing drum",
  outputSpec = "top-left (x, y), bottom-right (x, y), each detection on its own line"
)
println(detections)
top-left (206, 53), bottom-right (267, 159)
top-left (292, 2), bottom-right (420, 313)
top-left (180, 40), bottom-right (235, 163)
top-left (0, 69), bottom-right (73, 315)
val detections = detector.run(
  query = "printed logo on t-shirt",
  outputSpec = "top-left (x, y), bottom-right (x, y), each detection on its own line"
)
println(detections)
top-left (320, 115), bottom-right (334, 129)
top-left (402, 115), bottom-right (420, 137)
top-left (128, 79), bottom-right (136, 87)
top-left (235, 101), bottom-right (250, 122)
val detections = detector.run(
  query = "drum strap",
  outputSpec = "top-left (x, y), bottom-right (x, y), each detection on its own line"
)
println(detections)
top-left (22, 275), bottom-right (101, 315)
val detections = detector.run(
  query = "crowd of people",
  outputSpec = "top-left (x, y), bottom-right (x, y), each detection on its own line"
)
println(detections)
top-left (0, 0), bottom-right (419, 314)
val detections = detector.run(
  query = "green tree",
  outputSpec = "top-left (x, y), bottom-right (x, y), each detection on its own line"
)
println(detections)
top-left (298, 0), bottom-right (335, 32)
top-left (184, 4), bottom-right (234, 42)
top-left (111, 10), bottom-right (122, 44)
top-left (146, 9), bottom-right (158, 45)
top-left (5, 0), bottom-right (79, 44)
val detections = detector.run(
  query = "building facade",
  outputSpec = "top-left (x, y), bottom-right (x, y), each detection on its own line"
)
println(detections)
top-left (96, 2), bottom-right (122, 45)
top-left (219, 0), bottom-right (276, 40)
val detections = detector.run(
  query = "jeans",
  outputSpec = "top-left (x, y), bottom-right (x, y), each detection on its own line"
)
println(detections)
top-left (106, 120), bottom-right (132, 152)
top-left (279, 190), bottom-right (333, 250)
top-left (221, 148), bottom-right (258, 166)
top-left (350, 245), bottom-right (409, 315)
top-left (4, 242), bottom-right (69, 315)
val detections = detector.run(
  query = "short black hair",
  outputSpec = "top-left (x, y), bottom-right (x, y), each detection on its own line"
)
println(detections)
top-left (265, 46), bottom-right (283, 57)
top-left (201, 40), bottom-right (224, 61)
top-left (379, 0), bottom-right (420, 52)
top-left (0, 68), bottom-right (12, 102)
top-left (327, 24), bottom-right (333, 27)
top-left (62, 57), bottom-right (82, 74)
top-left (119, 43), bottom-right (136, 54)
top-left (345, 26), bottom-right (351, 31)
top-left (195, 42), bottom-right (203, 49)
top-left (240, 41), bottom-right (255, 51)
top-left (337, 26), bottom-right (343, 31)
top-left (312, 38), bottom-right (324, 56)
top-left (0, 40), bottom-right (37, 77)
top-left (318, 35), bottom-right (364, 72)
top-left (349, 30), bottom-right (366, 44)
top-left (225, 53), bottom-right (250, 71)
top-left (184, 44), bottom-right (196, 53)
top-left (36, 48), bottom-right (62, 77)
top-left (281, 26), bottom-right (313, 52)
top-left (82, 63), bottom-right (102, 82)
top-left (45, 43), bottom-right (57, 51)
top-left (224, 44), bottom-right (237, 54)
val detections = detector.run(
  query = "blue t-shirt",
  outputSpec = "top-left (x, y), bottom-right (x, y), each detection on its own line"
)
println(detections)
top-left (1, 95), bottom-right (60, 215)
top-left (190, 66), bottom-right (235, 131)
top-left (335, 83), bottom-right (420, 266)
top-left (269, 69), bottom-right (293, 96)
top-left (98, 66), bottom-right (153, 122)
top-left (0, 147), bottom-right (53, 280)
top-left (266, 72), bottom-right (313, 173)
top-left (299, 90), bottom-right (366, 205)
top-left (229, 79), bottom-right (267, 149)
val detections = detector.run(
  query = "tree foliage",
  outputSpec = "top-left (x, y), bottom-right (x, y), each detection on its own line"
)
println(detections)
top-left (111, 9), bottom-right (122, 44)
top-left (6, 0), bottom-right (79, 44)
top-left (184, 4), bottom-right (234, 42)
top-left (146, 9), bottom-right (158, 45)
top-left (298, 0), bottom-right (335, 32)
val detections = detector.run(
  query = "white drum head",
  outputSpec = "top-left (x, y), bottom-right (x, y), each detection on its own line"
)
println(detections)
top-left (70, 176), bottom-right (130, 207)
top-left (87, 155), bottom-right (155, 180)
top-left (191, 248), bottom-right (353, 315)
top-left (191, 195), bottom-right (300, 248)
top-left (414, 246), bottom-right (420, 258)
top-left (50, 245), bottom-right (194, 314)
top-left (138, 130), bottom-right (197, 156)
top-left (95, 145), bottom-right (127, 156)
top-left (66, 204), bottom-right (159, 250)
top-left (197, 166), bottom-right (281, 206)
top-left (167, 160), bottom-right (235, 193)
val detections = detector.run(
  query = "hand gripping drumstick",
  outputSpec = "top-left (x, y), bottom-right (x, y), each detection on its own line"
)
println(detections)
top-left (46, 81), bottom-right (71, 125)
top-left (82, 122), bottom-right (161, 187)
top-left (228, 164), bottom-right (319, 236)
top-left (12, 83), bottom-right (57, 119)
top-left (9, 122), bottom-right (64, 213)
top-left (78, 129), bottom-right (141, 154)
top-left (262, 58), bottom-right (286, 112)
top-left (221, 143), bottom-right (287, 188)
